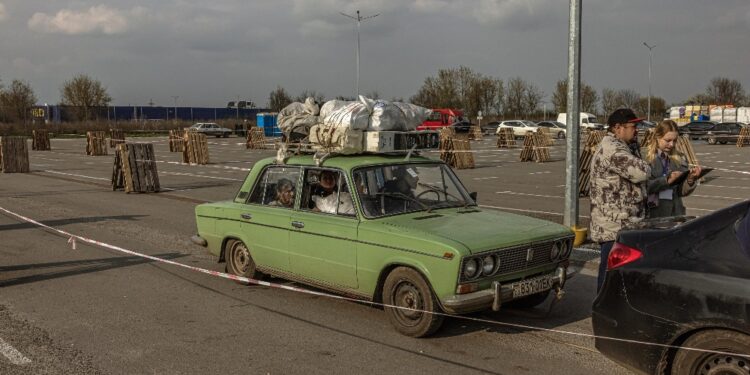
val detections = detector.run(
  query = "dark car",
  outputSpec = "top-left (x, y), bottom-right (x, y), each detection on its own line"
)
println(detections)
top-left (592, 200), bottom-right (750, 375)
top-left (481, 121), bottom-right (501, 135)
top-left (450, 120), bottom-right (474, 133)
top-left (705, 122), bottom-right (748, 145)
top-left (535, 121), bottom-right (567, 139)
top-left (681, 121), bottom-right (717, 140)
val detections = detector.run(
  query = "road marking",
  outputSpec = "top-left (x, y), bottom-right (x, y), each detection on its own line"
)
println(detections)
top-left (160, 171), bottom-right (243, 181)
top-left (692, 194), bottom-right (746, 201)
top-left (495, 191), bottom-right (564, 199)
top-left (528, 171), bottom-right (551, 175)
top-left (0, 337), bottom-right (31, 365)
top-left (472, 176), bottom-right (499, 180)
top-left (41, 170), bottom-right (110, 181)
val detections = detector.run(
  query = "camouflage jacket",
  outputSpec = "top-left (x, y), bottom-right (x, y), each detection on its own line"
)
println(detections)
top-left (589, 135), bottom-right (651, 242)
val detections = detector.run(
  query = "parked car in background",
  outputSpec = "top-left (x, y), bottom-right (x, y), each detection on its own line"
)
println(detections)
top-left (496, 120), bottom-right (539, 137)
top-left (189, 122), bottom-right (233, 138)
top-left (592, 200), bottom-right (750, 375)
top-left (418, 108), bottom-right (463, 131)
top-left (680, 120), bottom-right (717, 140)
top-left (481, 121), bottom-right (501, 135)
top-left (705, 122), bottom-right (748, 144)
top-left (193, 154), bottom-right (575, 337)
top-left (556, 112), bottom-right (604, 130)
top-left (535, 121), bottom-right (567, 139)
top-left (450, 120), bottom-right (474, 133)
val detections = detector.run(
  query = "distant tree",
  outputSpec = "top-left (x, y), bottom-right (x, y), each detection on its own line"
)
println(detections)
top-left (410, 68), bottom-right (461, 109)
top-left (704, 77), bottom-right (745, 106)
top-left (550, 79), bottom-right (597, 114)
top-left (294, 90), bottom-right (325, 104)
top-left (60, 74), bottom-right (111, 121)
top-left (364, 90), bottom-right (380, 100)
top-left (0, 79), bottom-right (37, 124)
top-left (335, 95), bottom-right (356, 101)
top-left (389, 96), bottom-right (405, 103)
top-left (685, 93), bottom-right (712, 105)
top-left (476, 77), bottom-right (498, 117)
top-left (493, 78), bottom-right (505, 117)
top-left (635, 96), bottom-right (666, 120)
top-left (600, 88), bottom-right (619, 116)
top-left (523, 82), bottom-right (544, 117)
top-left (268, 86), bottom-right (292, 112)
top-left (615, 89), bottom-right (641, 109)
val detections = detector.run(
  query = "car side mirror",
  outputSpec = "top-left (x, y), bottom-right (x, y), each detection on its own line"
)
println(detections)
top-left (469, 192), bottom-right (477, 202)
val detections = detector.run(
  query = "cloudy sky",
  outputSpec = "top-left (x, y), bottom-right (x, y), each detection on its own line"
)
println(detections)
top-left (0, 0), bottom-right (748, 108)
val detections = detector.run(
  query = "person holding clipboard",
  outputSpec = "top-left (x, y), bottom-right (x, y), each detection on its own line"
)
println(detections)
top-left (644, 120), bottom-right (706, 218)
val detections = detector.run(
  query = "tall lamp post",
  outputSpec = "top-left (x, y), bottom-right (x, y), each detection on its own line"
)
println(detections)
top-left (339, 10), bottom-right (379, 97)
top-left (171, 96), bottom-right (179, 121)
top-left (643, 42), bottom-right (656, 122)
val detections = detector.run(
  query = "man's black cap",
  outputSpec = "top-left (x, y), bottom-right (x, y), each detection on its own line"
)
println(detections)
top-left (607, 108), bottom-right (643, 127)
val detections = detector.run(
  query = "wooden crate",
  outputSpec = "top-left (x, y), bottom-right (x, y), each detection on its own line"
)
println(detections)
top-left (32, 130), bottom-right (51, 151)
top-left (246, 127), bottom-right (267, 149)
top-left (577, 131), bottom-right (605, 196)
top-left (0, 136), bottom-right (30, 173)
top-left (676, 135), bottom-right (700, 170)
top-left (112, 143), bottom-right (160, 193)
top-left (536, 127), bottom-right (554, 146)
top-left (738, 127), bottom-right (750, 147)
top-left (86, 131), bottom-right (108, 156)
top-left (109, 129), bottom-right (126, 148)
top-left (496, 128), bottom-right (517, 148)
top-left (169, 129), bottom-right (185, 152)
top-left (519, 132), bottom-right (550, 163)
top-left (468, 125), bottom-right (483, 141)
top-left (183, 132), bottom-right (209, 164)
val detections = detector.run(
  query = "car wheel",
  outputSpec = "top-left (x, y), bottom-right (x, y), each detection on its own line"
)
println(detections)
top-left (223, 132), bottom-right (230, 138)
top-left (382, 267), bottom-right (444, 337)
top-left (505, 290), bottom-right (550, 309)
top-left (671, 330), bottom-right (750, 375)
top-left (707, 137), bottom-right (717, 145)
top-left (719, 141), bottom-right (728, 144)
top-left (225, 239), bottom-right (261, 284)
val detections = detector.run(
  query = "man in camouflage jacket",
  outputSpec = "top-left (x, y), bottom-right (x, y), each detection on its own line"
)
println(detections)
top-left (590, 108), bottom-right (651, 291)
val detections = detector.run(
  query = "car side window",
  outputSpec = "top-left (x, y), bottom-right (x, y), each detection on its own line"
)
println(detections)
top-left (300, 169), bottom-right (355, 217)
top-left (248, 166), bottom-right (300, 209)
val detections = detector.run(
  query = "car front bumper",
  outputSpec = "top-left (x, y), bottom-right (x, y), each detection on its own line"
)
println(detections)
top-left (441, 266), bottom-right (567, 314)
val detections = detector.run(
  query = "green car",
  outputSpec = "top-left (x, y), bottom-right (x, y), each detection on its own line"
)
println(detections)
top-left (193, 154), bottom-right (574, 337)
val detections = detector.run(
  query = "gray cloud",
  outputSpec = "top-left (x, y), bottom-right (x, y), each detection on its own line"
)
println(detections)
top-left (0, 3), bottom-right (6, 22)
top-left (27, 5), bottom-right (146, 35)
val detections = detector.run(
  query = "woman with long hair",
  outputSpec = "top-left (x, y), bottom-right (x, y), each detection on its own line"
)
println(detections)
top-left (644, 120), bottom-right (702, 217)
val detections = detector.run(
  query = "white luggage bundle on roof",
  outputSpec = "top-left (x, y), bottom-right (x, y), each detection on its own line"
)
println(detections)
top-left (279, 95), bottom-right (437, 155)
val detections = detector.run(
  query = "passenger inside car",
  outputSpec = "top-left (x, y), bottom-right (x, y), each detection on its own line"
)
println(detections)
top-left (306, 170), bottom-right (355, 216)
top-left (268, 178), bottom-right (295, 208)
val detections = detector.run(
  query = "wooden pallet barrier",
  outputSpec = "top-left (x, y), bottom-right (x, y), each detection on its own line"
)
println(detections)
top-left (439, 128), bottom-right (475, 169)
top-left (519, 132), bottom-right (550, 163)
top-left (112, 143), bottom-right (160, 193)
top-left (469, 126), bottom-right (483, 141)
top-left (86, 131), bottom-right (108, 156)
top-left (738, 127), bottom-right (750, 147)
top-left (496, 128), bottom-right (516, 148)
top-left (577, 130), bottom-right (605, 196)
top-left (676, 134), bottom-right (700, 170)
top-left (246, 127), bottom-right (267, 149)
top-left (32, 130), bottom-right (51, 151)
top-left (169, 129), bottom-right (185, 152)
top-left (109, 129), bottom-right (126, 148)
top-left (183, 132), bottom-right (209, 164)
top-left (537, 127), bottom-right (554, 146)
top-left (639, 129), bottom-right (656, 149)
top-left (0, 136), bottom-right (30, 173)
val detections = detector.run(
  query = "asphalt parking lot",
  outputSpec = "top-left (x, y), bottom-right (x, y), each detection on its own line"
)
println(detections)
top-left (1, 134), bottom-right (748, 374)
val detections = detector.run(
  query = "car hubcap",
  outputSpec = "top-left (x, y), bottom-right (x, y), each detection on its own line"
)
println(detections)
top-left (695, 354), bottom-right (749, 375)
top-left (231, 243), bottom-right (250, 273)
top-left (392, 281), bottom-right (424, 325)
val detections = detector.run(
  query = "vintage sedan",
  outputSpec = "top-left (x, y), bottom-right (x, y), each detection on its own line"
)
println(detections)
top-left (592, 200), bottom-right (750, 374)
top-left (189, 122), bottom-right (233, 138)
top-left (193, 154), bottom-right (574, 337)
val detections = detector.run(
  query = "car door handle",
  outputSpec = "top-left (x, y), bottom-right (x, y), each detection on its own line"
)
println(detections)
top-left (291, 221), bottom-right (304, 229)
top-left (240, 213), bottom-right (252, 220)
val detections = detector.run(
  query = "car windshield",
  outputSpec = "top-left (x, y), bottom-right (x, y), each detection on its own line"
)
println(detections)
top-left (353, 162), bottom-right (474, 218)
top-left (521, 121), bottom-right (536, 127)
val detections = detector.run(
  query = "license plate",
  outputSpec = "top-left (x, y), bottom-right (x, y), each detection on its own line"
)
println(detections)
top-left (511, 275), bottom-right (553, 299)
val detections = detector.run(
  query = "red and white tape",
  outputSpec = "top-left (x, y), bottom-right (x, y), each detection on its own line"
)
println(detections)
top-left (1, 205), bottom-right (748, 360)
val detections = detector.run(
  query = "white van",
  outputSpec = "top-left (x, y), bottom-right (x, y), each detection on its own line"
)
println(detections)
top-left (557, 112), bottom-right (604, 130)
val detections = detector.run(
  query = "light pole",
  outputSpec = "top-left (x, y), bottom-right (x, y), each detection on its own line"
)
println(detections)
top-left (643, 42), bottom-right (656, 122)
top-left (171, 95), bottom-right (179, 121)
top-left (340, 10), bottom-right (379, 97)
top-left (564, 0), bottom-right (582, 229)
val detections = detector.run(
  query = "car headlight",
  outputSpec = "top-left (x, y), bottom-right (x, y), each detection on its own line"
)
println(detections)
top-left (550, 241), bottom-right (561, 260)
top-left (482, 255), bottom-right (496, 276)
top-left (560, 240), bottom-right (570, 258)
top-left (463, 258), bottom-right (480, 279)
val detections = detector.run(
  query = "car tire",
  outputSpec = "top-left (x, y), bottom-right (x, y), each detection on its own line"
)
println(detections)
top-left (707, 137), bottom-right (717, 145)
top-left (719, 141), bottom-right (728, 145)
top-left (382, 267), bottom-right (444, 338)
top-left (671, 330), bottom-right (750, 375)
top-left (505, 290), bottom-right (550, 309)
top-left (225, 239), bottom-right (262, 284)
top-left (223, 132), bottom-right (230, 138)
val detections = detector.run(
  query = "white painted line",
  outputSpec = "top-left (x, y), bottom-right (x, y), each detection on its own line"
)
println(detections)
top-left (0, 337), bottom-right (31, 365)
top-left (160, 171), bottom-right (243, 181)
top-left (495, 191), bottom-right (564, 199)
top-left (41, 170), bottom-right (109, 181)
top-left (472, 176), bottom-right (499, 180)
top-left (692, 194), bottom-right (746, 201)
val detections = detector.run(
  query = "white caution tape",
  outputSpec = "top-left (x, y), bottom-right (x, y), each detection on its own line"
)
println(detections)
top-left (0, 205), bottom-right (748, 360)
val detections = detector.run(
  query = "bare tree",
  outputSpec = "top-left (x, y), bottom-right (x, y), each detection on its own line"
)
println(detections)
top-left (60, 74), bottom-right (111, 121)
top-left (600, 88), bottom-right (619, 116)
top-left (477, 77), bottom-right (498, 117)
top-left (0, 79), bottom-right (37, 124)
top-left (493, 78), bottom-right (505, 117)
top-left (552, 79), bottom-right (598, 114)
top-left (704, 77), bottom-right (745, 106)
top-left (615, 89), bottom-right (641, 109)
top-left (636, 96), bottom-right (666, 120)
top-left (523, 82), bottom-right (544, 117)
top-left (268, 86), bottom-right (292, 112)
top-left (294, 90), bottom-right (325, 104)
top-left (410, 68), bottom-right (460, 109)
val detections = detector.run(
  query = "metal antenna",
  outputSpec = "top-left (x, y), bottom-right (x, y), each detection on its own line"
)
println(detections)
top-left (339, 10), bottom-right (379, 97)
